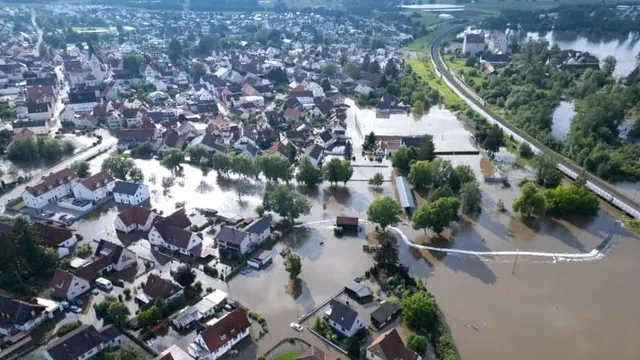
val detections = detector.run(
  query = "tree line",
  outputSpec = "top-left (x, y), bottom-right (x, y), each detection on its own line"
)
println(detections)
top-left (8, 137), bottom-right (76, 163)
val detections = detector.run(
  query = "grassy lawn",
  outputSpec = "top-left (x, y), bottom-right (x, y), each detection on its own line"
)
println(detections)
top-left (406, 56), bottom-right (465, 110)
top-left (273, 352), bottom-right (302, 360)
top-left (465, 0), bottom-right (632, 11)
top-left (443, 54), bottom-right (485, 88)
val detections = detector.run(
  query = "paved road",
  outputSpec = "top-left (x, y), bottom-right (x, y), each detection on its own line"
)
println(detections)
top-left (430, 25), bottom-right (640, 217)
top-left (30, 9), bottom-right (42, 56)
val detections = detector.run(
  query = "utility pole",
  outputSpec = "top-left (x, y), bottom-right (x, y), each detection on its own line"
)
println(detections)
top-left (512, 250), bottom-right (519, 275)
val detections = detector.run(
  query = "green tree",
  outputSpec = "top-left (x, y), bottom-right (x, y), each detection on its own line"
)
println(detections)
top-left (168, 38), bottom-right (182, 64)
top-left (413, 100), bottom-right (425, 115)
top-left (161, 149), bottom-right (185, 172)
top-left (518, 142), bottom-right (534, 159)
top-left (543, 183), bottom-right (599, 216)
top-left (407, 333), bottom-right (427, 355)
top-left (136, 303), bottom-right (164, 329)
top-left (122, 53), bottom-right (145, 75)
top-left (465, 55), bottom-right (478, 67)
top-left (129, 167), bottom-right (144, 182)
top-left (344, 141), bottom-right (353, 161)
top-left (416, 135), bottom-right (435, 161)
top-left (408, 160), bottom-right (433, 190)
top-left (8, 166), bottom-right (19, 182)
top-left (191, 61), bottom-right (207, 82)
top-left (366, 131), bottom-right (377, 150)
top-left (212, 153), bottom-right (232, 176)
top-left (173, 265), bottom-right (196, 288)
top-left (373, 237), bottom-right (399, 269)
top-left (230, 154), bottom-right (256, 178)
top-left (269, 184), bottom-right (312, 223)
top-left (321, 77), bottom-right (331, 92)
top-left (56, 321), bottom-right (81, 337)
top-left (534, 155), bottom-right (562, 188)
top-left (428, 185), bottom-right (454, 202)
top-left (130, 142), bottom-right (154, 159)
top-left (449, 164), bottom-right (476, 193)
top-left (476, 123), bottom-right (504, 155)
top-left (460, 181), bottom-right (482, 215)
top-left (284, 252), bottom-right (302, 279)
top-left (513, 182), bottom-right (547, 217)
top-left (412, 197), bottom-right (459, 234)
top-left (402, 291), bottom-right (439, 333)
top-left (104, 344), bottom-right (145, 360)
top-left (187, 146), bottom-right (209, 164)
top-left (94, 296), bottom-right (130, 326)
top-left (368, 172), bottom-right (384, 187)
top-left (258, 154), bottom-right (293, 183)
top-left (367, 196), bottom-right (403, 230)
top-left (392, 145), bottom-right (417, 173)
top-left (296, 156), bottom-right (323, 187)
top-left (322, 158), bottom-right (353, 185)
top-left (101, 154), bottom-right (136, 180)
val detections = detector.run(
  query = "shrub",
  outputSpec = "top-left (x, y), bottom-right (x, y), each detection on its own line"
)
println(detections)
top-left (56, 321), bottom-right (81, 337)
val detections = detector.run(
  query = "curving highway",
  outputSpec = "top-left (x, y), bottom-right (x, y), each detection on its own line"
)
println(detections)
top-left (429, 25), bottom-right (640, 219)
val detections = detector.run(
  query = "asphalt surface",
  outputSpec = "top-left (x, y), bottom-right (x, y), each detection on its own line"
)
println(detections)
top-left (430, 25), bottom-right (640, 215)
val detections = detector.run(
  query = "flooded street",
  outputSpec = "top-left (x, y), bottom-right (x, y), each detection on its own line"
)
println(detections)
top-left (66, 100), bottom-right (640, 360)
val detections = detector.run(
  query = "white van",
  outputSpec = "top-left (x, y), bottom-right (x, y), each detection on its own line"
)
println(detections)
top-left (95, 277), bottom-right (113, 291)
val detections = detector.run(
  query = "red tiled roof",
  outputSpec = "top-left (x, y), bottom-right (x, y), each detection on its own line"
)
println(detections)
top-left (35, 221), bottom-right (74, 248)
top-left (78, 171), bottom-right (114, 191)
top-left (366, 329), bottom-right (420, 360)
top-left (25, 168), bottom-right (78, 197)
top-left (76, 256), bottom-right (111, 282)
top-left (27, 85), bottom-right (55, 101)
top-left (116, 128), bottom-right (155, 140)
top-left (200, 308), bottom-right (251, 353)
top-left (283, 107), bottom-right (301, 119)
top-left (336, 216), bottom-right (359, 226)
top-left (117, 206), bottom-right (154, 227)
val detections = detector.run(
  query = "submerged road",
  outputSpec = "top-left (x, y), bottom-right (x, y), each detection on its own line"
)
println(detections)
top-left (430, 25), bottom-right (640, 219)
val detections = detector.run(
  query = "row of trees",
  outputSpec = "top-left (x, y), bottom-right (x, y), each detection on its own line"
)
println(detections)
top-left (8, 137), bottom-right (75, 163)
top-left (513, 181), bottom-right (599, 218)
top-left (101, 154), bottom-right (144, 182)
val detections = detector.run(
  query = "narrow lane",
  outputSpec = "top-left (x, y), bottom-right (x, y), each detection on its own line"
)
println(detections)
top-left (30, 9), bottom-right (43, 56)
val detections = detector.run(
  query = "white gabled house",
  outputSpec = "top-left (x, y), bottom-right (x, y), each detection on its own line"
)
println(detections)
top-left (22, 168), bottom-right (79, 209)
top-left (112, 181), bottom-right (150, 205)
top-left (148, 209), bottom-right (202, 256)
top-left (327, 299), bottom-right (365, 338)
top-left (114, 206), bottom-right (157, 233)
top-left (189, 308), bottom-right (251, 360)
top-left (216, 216), bottom-right (272, 255)
top-left (71, 171), bottom-right (115, 202)
top-left (50, 268), bottom-right (90, 300)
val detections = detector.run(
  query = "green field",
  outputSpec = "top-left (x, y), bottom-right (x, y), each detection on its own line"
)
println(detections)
top-left (443, 54), bottom-right (485, 88)
top-left (406, 56), bottom-right (464, 109)
top-left (273, 352), bottom-right (302, 360)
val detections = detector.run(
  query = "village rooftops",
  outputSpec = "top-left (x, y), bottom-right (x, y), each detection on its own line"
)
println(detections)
top-left (45, 324), bottom-right (122, 360)
top-left (366, 328), bottom-right (420, 360)
top-left (78, 171), bottom-right (114, 191)
top-left (117, 206), bottom-right (153, 227)
top-left (198, 308), bottom-right (251, 353)
top-left (24, 168), bottom-right (78, 197)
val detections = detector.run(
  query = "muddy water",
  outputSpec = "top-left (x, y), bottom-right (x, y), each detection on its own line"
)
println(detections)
top-left (346, 100), bottom-right (640, 360)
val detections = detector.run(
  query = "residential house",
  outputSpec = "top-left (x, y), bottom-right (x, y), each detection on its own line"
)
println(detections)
top-left (304, 144), bottom-right (324, 167)
top-left (44, 325), bottom-right (125, 360)
top-left (0, 294), bottom-right (50, 336)
top-left (370, 302), bottom-right (402, 330)
top-left (326, 299), bottom-right (365, 337)
top-left (366, 328), bottom-right (421, 360)
top-left (136, 274), bottom-right (184, 307)
top-left (22, 168), bottom-right (79, 209)
top-left (172, 289), bottom-right (228, 330)
top-left (68, 90), bottom-right (98, 113)
top-left (26, 102), bottom-right (52, 121)
top-left (158, 130), bottom-right (181, 153)
top-left (113, 181), bottom-right (150, 205)
top-left (267, 141), bottom-right (294, 162)
top-left (188, 308), bottom-right (251, 360)
top-left (315, 129), bottom-right (336, 149)
top-left (12, 119), bottom-right (50, 136)
top-left (71, 171), bottom-right (115, 202)
top-left (155, 345), bottom-right (192, 360)
top-left (283, 107), bottom-right (302, 122)
top-left (114, 206), bottom-right (157, 233)
top-left (75, 239), bottom-right (138, 282)
top-left (35, 221), bottom-right (78, 257)
top-left (216, 226), bottom-right (251, 255)
top-left (116, 128), bottom-right (160, 150)
top-left (149, 209), bottom-right (202, 256)
top-left (49, 268), bottom-right (91, 300)
top-left (462, 33), bottom-right (485, 55)
top-left (140, 64), bottom-right (159, 78)
top-left (189, 133), bottom-right (228, 154)
top-left (296, 346), bottom-right (344, 360)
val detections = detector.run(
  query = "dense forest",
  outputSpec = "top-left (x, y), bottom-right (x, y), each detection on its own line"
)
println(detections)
top-left (474, 38), bottom-right (640, 182)
top-left (481, 5), bottom-right (640, 34)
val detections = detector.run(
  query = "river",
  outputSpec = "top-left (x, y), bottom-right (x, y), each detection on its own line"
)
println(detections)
top-left (526, 31), bottom-right (640, 76)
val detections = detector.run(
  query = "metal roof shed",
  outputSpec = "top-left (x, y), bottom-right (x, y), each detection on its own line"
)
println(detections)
top-left (395, 176), bottom-right (416, 210)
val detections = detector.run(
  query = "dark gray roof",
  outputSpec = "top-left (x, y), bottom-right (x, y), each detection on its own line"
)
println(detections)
top-left (69, 90), bottom-right (97, 104)
top-left (27, 102), bottom-right (50, 114)
top-left (329, 299), bottom-right (360, 330)
top-left (112, 181), bottom-right (142, 195)
top-left (370, 302), bottom-right (401, 325)
top-left (45, 325), bottom-right (113, 360)
top-left (305, 144), bottom-right (323, 160)
top-left (193, 133), bottom-right (228, 153)
top-left (319, 129), bottom-right (333, 142)
top-left (13, 120), bottom-right (47, 128)
top-left (244, 216), bottom-right (272, 234)
top-left (217, 226), bottom-right (249, 245)
top-left (395, 176), bottom-right (415, 209)
top-left (245, 142), bottom-right (259, 157)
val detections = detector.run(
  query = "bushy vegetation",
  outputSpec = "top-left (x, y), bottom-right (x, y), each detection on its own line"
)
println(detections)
top-left (8, 137), bottom-right (75, 163)
top-left (56, 320), bottom-right (81, 337)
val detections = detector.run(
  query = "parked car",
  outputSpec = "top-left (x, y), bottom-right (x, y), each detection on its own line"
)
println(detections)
top-left (69, 306), bottom-right (82, 313)
top-left (289, 322), bottom-right (304, 332)
top-left (73, 298), bottom-right (83, 307)
top-left (60, 301), bottom-right (70, 309)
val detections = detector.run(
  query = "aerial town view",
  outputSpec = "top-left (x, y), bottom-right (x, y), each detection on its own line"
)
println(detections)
top-left (0, 0), bottom-right (640, 359)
